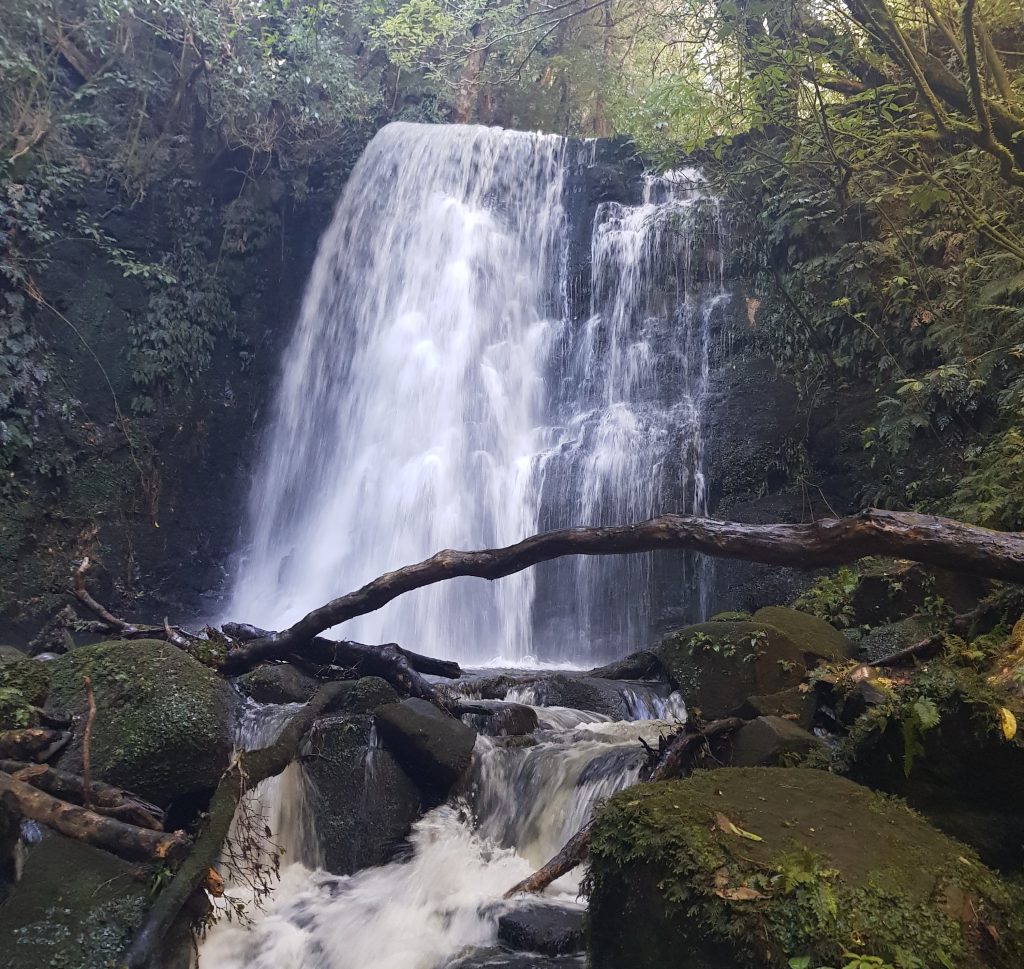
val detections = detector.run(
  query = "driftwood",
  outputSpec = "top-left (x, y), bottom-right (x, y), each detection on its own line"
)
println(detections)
top-left (121, 681), bottom-right (347, 969)
top-left (642, 717), bottom-right (744, 782)
top-left (504, 825), bottom-right (592, 897)
top-left (0, 770), bottom-right (188, 863)
top-left (0, 727), bottom-right (71, 762)
top-left (505, 717), bottom-right (743, 897)
top-left (222, 509), bottom-right (1024, 674)
top-left (0, 760), bottom-right (164, 829)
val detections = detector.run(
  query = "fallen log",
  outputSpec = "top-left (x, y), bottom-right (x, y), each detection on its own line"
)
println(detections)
top-left (222, 509), bottom-right (1024, 673)
top-left (0, 770), bottom-right (188, 863)
top-left (504, 825), bottom-right (592, 898)
top-left (0, 728), bottom-right (71, 762)
top-left (121, 681), bottom-right (346, 969)
top-left (222, 623), bottom-right (462, 680)
top-left (505, 717), bottom-right (744, 897)
top-left (0, 760), bottom-right (165, 830)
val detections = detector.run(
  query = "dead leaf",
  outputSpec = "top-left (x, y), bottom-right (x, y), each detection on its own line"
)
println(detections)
top-left (715, 885), bottom-right (767, 901)
top-left (998, 707), bottom-right (1017, 741)
top-left (203, 867), bottom-right (225, 897)
top-left (714, 812), bottom-right (764, 842)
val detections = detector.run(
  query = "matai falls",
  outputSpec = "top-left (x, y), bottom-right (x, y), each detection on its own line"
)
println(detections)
top-left (204, 122), bottom-right (731, 969)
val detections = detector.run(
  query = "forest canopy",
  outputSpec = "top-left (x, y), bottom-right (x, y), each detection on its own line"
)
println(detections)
top-left (1, 0), bottom-right (1023, 590)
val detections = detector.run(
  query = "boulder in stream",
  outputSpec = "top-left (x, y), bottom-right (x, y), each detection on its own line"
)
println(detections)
top-left (498, 902), bottom-right (585, 955)
top-left (587, 767), bottom-right (1024, 969)
top-left (375, 697), bottom-right (477, 804)
top-left (46, 639), bottom-right (235, 809)
top-left (238, 662), bottom-right (320, 704)
top-left (304, 712), bottom-right (422, 875)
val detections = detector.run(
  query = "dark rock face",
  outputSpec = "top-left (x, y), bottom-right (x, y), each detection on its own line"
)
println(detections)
top-left (45, 639), bottom-right (235, 808)
top-left (498, 903), bottom-right (585, 956)
top-left (846, 696), bottom-right (1024, 870)
top-left (375, 698), bottom-right (477, 804)
top-left (729, 715), bottom-right (825, 767)
top-left (0, 832), bottom-right (149, 969)
top-left (238, 662), bottom-right (320, 704)
top-left (850, 562), bottom-right (990, 627)
top-left (733, 687), bottom-right (815, 730)
top-left (0, 649), bottom-right (50, 730)
top-left (527, 675), bottom-right (631, 720)
top-left (857, 616), bottom-right (933, 663)
top-left (587, 768), bottom-right (1024, 969)
top-left (303, 714), bottom-right (422, 875)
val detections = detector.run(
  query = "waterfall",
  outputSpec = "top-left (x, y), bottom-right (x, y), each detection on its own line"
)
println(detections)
top-left (227, 121), bottom-right (727, 665)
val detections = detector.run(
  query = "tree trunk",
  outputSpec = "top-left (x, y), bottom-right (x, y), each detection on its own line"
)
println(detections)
top-left (223, 509), bottom-right (1024, 673)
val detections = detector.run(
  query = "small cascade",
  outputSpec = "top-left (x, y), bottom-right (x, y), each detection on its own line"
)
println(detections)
top-left (199, 694), bottom-right (685, 969)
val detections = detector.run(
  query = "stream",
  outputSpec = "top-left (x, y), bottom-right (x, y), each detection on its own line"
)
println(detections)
top-left (200, 682), bottom-right (686, 969)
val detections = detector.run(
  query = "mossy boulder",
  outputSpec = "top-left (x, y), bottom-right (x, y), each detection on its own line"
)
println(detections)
top-left (734, 687), bottom-right (816, 730)
top-left (239, 662), bottom-right (320, 704)
top-left (851, 562), bottom-right (990, 626)
top-left (655, 612), bottom-right (852, 720)
top-left (0, 832), bottom-right (150, 969)
top-left (587, 768), bottom-right (1024, 969)
top-left (0, 650), bottom-right (51, 730)
top-left (47, 639), bottom-right (235, 807)
top-left (751, 606), bottom-right (851, 662)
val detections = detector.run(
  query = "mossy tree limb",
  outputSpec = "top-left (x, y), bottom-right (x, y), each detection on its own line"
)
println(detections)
top-left (224, 509), bottom-right (1024, 673)
top-left (120, 680), bottom-right (346, 969)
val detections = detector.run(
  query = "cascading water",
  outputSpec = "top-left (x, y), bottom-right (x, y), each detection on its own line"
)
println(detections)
top-left (200, 692), bottom-right (684, 969)
top-left (226, 121), bottom-right (728, 665)
top-left (204, 121), bottom-right (729, 969)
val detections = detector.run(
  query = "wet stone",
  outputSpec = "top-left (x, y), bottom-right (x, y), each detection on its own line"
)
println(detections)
top-left (444, 948), bottom-right (586, 969)
top-left (498, 902), bottom-right (585, 955)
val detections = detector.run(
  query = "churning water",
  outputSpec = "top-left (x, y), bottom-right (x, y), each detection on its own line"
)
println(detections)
top-left (200, 694), bottom-right (685, 969)
top-left (226, 122), bottom-right (727, 666)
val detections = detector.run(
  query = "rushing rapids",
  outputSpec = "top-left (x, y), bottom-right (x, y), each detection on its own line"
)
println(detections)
top-left (200, 686), bottom-right (686, 969)
top-left (227, 122), bottom-right (728, 666)
top-left (205, 121), bottom-right (726, 968)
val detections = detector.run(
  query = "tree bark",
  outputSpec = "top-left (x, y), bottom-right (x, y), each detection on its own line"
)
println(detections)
top-left (223, 509), bottom-right (1024, 674)
top-left (0, 770), bottom-right (188, 863)
top-left (121, 681), bottom-right (346, 969)
top-left (0, 760), bottom-right (165, 829)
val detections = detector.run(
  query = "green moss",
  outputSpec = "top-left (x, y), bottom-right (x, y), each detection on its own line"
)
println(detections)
top-left (47, 639), bottom-right (234, 806)
top-left (0, 834), bottom-right (151, 969)
top-left (753, 606), bottom-right (852, 663)
top-left (0, 652), bottom-right (49, 706)
top-left (708, 610), bottom-right (753, 622)
top-left (586, 768), bottom-right (1024, 969)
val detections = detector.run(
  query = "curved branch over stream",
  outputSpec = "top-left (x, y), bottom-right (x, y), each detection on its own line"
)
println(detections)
top-left (223, 509), bottom-right (1024, 673)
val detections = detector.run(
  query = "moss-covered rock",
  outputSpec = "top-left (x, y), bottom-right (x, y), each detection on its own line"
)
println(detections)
top-left (586, 768), bottom-right (1024, 969)
top-left (751, 606), bottom-right (852, 663)
top-left (0, 649), bottom-right (51, 730)
top-left (239, 662), bottom-right (320, 704)
top-left (729, 716), bottom-right (826, 767)
top-left (0, 832), bottom-right (150, 969)
top-left (47, 639), bottom-right (235, 807)
top-left (655, 615), bottom-right (850, 720)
